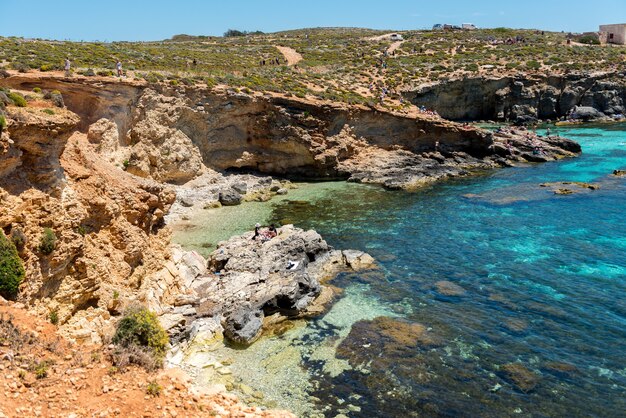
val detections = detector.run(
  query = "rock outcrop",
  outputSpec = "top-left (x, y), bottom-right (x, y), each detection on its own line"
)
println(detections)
top-left (404, 72), bottom-right (626, 123)
top-left (0, 104), bottom-right (175, 343)
top-left (152, 226), bottom-right (375, 345)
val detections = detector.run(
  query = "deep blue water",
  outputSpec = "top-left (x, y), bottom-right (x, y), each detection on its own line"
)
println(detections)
top-left (268, 124), bottom-right (626, 417)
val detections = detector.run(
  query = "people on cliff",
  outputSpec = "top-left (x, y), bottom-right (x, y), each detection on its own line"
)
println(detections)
top-left (268, 224), bottom-right (277, 239)
top-left (116, 61), bottom-right (123, 77)
top-left (64, 57), bottom-right (71, 77)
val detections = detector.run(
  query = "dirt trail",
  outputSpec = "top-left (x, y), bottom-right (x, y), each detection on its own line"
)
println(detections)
top-left (387, 40), bottom-right (404, 55)
top-left (275, 46), bottom-right (303, 66)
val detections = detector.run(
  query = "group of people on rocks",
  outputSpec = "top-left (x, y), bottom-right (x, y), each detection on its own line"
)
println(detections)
top-left (418, 105), bottom-right (440, 117)
top-left (252, 223), bottom-right (278, 242)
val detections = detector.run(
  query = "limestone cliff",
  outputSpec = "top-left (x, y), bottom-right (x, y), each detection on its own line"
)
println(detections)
top-left (0, 104), bottom-right (175, 343)
top-left (403, 71), bottom-right (626, 123)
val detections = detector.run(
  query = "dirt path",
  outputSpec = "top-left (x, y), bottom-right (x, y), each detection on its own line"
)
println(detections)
top-left (275, 46), bottom-right (303, 66)
top-left (387, 40), bottom-right (404, 55)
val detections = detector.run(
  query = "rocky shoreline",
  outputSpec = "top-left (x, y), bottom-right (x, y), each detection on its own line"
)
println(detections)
top-left (404, 71), bottom-right (626, 125)
top-left (0, 71), bottom-right (588, 416)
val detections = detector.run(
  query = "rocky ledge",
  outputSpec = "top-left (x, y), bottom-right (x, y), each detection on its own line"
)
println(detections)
top-left (154, 225), bottom-right (375, 346)
top-left (341, 126), bottom-right (581, 190)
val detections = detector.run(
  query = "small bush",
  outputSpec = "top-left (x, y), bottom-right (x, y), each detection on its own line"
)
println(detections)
top-left (526, 60), bottom-right (541, 70)
top-left (111, 305), bottom-right (168, 370)
top-left (32, 87), bottom-right (42, 93)
top-left (7, 92), bottom-right (27, 107)
top-left (40, 64), bottom-right (54, 72)
top-left (49, 310), bottom-right (59, 325)
top-left (578, 35), bottom-right (600, 45)
top-left (9, 228), bottom-right (26, 251)
top-left (42, 108), bottom-right (55, 115)
top-left (33, 361), bottom-right (49, 379)
top-left (146, 380), bottom-right (162, 397)
top-left (39, 228), bottom-right (57, 255)
top-left (0, 231), bottom-right (25, 300)
top-left (0, 114), bottom-right (6, 132)
top-left (10, 62), bottom-right (29, 73)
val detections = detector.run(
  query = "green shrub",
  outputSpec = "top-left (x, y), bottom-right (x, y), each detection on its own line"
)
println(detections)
top-left (49, 310), bottom-right (59, 325)
top-left (0, 231), bottom-right (25, 300)
top-left (146, 380), bottom-right (162, 397)
top-left (38, 228), bottom-right (57, 255)
top-left (32, 87), bottom-right (42, 93)
top-left (112, 305), bottom-right (168, 369)
top-left (32, 361), bottom-right (49, 379)
top-left (526, 60), bottom-right (541, 70)
top-left (40, 64), bottom-right (54, 72)
top-left (7, 92), bottom-right (27, 107)
top-left (42, 109), bottom-right (55, 115)
top-left (0, 114), bottom-right (6, 132)
top-left (578, 35), bottom-right (600, 45)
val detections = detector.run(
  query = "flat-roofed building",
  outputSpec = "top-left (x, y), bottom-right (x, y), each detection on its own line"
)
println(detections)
top-left (600, 24), bottom-right (626, 45)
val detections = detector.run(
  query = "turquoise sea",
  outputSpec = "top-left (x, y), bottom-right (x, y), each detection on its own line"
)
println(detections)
top-left (175, 124), bottom-right (626, 417)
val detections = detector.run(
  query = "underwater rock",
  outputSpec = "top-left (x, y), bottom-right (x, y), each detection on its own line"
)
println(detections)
top-left (502, 318), bottom-right (529, 334)
top-left (434, 280), bottom-right (467, 297)
top-left (542, 361), bottom-right (579, 378)
top-left (337, 316), bottom-right (440, 367)
top-left (499, 363), bottom-right (540, 393)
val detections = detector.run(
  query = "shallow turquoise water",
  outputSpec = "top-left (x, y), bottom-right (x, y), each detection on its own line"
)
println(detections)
top-left (263, 124), bottom-right (626, 417)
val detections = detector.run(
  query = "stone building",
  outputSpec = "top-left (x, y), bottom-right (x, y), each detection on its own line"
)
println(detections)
top-left (599, 23), bottom-right (626, 45)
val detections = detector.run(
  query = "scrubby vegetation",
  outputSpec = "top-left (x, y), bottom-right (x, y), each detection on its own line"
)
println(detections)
top-left (39, 228), bottom-right (57, 255)
top-left (111, 305), bottom-right (168, 370)
top-left (0, 27), bottom-right (624, 107)
top-left (146, 380), bottom-right (162, 397)
top-left (0, 231), bottom-right (25, 300)
top-left (7, 91), bottom-right (26, 107)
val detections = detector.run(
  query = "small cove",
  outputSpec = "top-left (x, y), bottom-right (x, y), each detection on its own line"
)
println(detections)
top-left (172, 124), bottom-right (626, 417)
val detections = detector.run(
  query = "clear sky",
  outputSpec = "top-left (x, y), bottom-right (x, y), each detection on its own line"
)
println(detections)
top-left (2, 0), bottom-right (625, 41)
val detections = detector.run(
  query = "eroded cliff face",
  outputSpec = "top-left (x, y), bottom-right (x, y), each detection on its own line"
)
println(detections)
top-left (2, 75), bottom-right (580, 191)
top-left (0, 104), bottom-right (175, 343)
top-left (133, 86), bottom-right (495, 179)
top-left (404, 72), bottom-right (626, 123)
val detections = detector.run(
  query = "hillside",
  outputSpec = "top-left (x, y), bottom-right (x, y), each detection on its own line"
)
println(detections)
top-left (2, 27), bottom-right (625, 111)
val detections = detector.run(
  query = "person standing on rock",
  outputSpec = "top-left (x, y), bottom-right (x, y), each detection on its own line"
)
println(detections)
top-left (64, 57), bottom-right (71, 77)
top-left (116, 60), bottom-right (123, 77)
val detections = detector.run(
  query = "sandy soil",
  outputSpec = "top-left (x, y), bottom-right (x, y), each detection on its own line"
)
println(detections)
top-left (275, 46), bottom-right (303, 66)
top-left (0, 297), bottom-right (293, 418)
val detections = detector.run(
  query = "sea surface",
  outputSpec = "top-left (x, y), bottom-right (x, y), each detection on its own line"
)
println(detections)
top-left (173, 124), bottom-right (626, 417)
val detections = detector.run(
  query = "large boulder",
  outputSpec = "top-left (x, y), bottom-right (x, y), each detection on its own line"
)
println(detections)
top-left (218, 188), bottom-right (242, 206)
top-left (569, 106), bottom-right (606, 121)
top-left (222, 307), bottom-right (265, 345)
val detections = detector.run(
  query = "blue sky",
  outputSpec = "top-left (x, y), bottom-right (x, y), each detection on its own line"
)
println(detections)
top-left (2, 0), bottom-right (625, 41)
